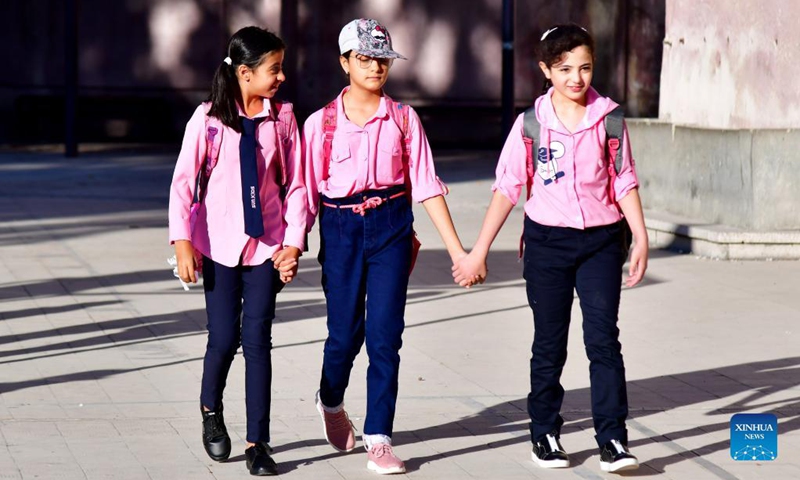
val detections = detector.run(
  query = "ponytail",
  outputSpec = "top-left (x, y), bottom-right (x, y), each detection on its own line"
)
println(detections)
top-left (207, 26), bottom-right (286, 132)
top-left (208, 61), bottom-right (241, 131)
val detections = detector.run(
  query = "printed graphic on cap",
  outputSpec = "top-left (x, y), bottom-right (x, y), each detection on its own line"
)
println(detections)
top-left (354, 19), bottom-right (405, 59)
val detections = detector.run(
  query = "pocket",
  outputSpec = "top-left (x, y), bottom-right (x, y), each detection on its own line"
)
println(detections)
top-left (331, 141), bottom-right (351, 163)
top-left (378, 142), bottom-right (403, 184)
top-left (524, 218), bottom-right (552, 244)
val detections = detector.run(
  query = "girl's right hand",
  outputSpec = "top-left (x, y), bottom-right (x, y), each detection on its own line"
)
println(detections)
top-left (452, 251), bottom-right (487, 288)
top-left (175, 240), bottom-right (199, 284)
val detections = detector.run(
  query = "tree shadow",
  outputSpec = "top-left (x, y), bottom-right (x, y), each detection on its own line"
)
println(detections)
top-left (397, 356), bottom-right (800, 475)
top-left (0, 269), bottom-right (173, 302)
top-left (0, 300), bottom-right (121, 322)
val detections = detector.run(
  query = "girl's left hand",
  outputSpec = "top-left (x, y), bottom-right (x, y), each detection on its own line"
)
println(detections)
top-left (625, 242), bottom-right (648, 287)
top-left (272, 246), bottom-right (301, 284)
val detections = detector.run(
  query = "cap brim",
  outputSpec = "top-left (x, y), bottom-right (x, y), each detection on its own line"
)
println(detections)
top-left (354, 48), bottom-right (407, 60)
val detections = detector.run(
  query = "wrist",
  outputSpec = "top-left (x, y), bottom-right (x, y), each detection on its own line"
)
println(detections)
top-left (471, 242), bottom-right (490, 257)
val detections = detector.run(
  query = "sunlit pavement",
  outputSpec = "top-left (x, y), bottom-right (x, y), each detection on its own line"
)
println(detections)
top-left (0, 148), bottom-right (798, 479)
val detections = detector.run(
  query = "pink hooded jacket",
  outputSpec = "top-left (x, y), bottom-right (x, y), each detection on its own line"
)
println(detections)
top-left (492, 87), bottom-right (639, 229)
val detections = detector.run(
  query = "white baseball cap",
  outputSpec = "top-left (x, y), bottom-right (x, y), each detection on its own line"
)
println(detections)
top-left (338, 18), bottom-right (407, 59)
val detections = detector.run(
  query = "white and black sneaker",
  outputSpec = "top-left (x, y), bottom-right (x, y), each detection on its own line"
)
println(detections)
top-left (599, 439), bottom-right (639, 473)
top-left (531, 431), bottom-right (570, 468)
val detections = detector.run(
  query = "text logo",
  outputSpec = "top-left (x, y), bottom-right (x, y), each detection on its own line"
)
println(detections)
top-left (730, 413), bottom-right (777, 461)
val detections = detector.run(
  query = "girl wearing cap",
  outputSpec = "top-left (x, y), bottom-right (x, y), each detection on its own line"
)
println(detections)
top-left (169, 27), bottom-right (306, 476)
top-left (303, 18), bottom-right (476, 475)
top-left (453, 24), bottom-right (645, 474)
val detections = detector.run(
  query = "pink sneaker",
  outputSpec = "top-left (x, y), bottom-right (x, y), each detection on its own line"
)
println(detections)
top-left (367, 443), bottom-right (406, 475)
top-left (315, 392), bottom-right (356, 452)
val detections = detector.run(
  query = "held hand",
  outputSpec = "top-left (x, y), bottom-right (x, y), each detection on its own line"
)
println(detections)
top-left (272, 246), bottom-right (301, 284)
top-left (451, 250), bottom-right (479, 288)
top-left (452, 251), bottom-right (488, 288)
top-left (174, 240), bottom-right (198, 284)
top-left (625, 241), bottom-right (649, 288)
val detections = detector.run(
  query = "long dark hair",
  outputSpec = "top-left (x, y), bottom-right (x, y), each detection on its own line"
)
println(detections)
top-left (207, 26), bottom-right (285, 132)
top-left (536, 24), bottom-right (595, 95)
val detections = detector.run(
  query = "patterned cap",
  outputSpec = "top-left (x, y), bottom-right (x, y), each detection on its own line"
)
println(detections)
top-left (338, 18), bottom-right (407, 60)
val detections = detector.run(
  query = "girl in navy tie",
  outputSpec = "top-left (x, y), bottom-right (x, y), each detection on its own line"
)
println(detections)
top-left (168, 26), bottom-right (307, 476)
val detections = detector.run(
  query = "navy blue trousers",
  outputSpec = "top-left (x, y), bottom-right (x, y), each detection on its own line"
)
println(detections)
top-left (317, 186), bottom-right (413, 437)
top-left (200, 256), bottom-right (282, 444)
top-left (523, 217), bottom-right (630, 447)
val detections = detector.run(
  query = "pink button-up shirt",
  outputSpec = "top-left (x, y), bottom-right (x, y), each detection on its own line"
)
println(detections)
top-left (493, 87), bottom-right (639, 229)
top-left (303, 88), bottom-right (448, 229)
top-left (168, 99), bottom-right (307, 268)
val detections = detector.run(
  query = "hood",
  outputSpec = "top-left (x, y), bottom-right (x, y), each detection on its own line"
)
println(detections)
top-left (534, 87), bottom-right (619, 135)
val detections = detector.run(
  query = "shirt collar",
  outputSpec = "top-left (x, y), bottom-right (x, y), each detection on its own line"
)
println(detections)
top-left (237, 97), bottom-right (274, 120)
top-left (337, 86), bottom-right (389, 126)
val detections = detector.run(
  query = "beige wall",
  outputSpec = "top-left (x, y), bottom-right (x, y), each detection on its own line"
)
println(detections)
top-left (659, 0), bottom-right (800, 129)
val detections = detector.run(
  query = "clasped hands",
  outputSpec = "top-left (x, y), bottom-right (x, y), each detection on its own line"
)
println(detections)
top-left (451, 250), bottom-right (488, 289)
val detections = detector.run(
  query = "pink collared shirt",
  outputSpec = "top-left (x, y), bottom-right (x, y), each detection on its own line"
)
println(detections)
top-left (303, 88), bottom-right (448, 229)
top-left (168, 98), bottom-right (307, 268)
top-left (493, 87), bottom-right (639, 229)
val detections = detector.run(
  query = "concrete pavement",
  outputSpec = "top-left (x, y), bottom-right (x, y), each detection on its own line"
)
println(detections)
top-left (0, 147), bottom-right (798, 479)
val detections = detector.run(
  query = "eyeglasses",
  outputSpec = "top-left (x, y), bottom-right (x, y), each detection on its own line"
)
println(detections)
top-left (353, 54), bottom-right (393, 69)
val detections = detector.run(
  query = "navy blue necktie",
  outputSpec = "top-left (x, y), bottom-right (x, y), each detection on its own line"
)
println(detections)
top-left (240, 117), bottom-right (265, 238)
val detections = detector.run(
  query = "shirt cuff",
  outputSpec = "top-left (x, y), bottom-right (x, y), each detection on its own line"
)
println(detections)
top-left (168, 221), bottom-right (192, 245)
top-left (282, 226), bottom-right (306, 251)
top-left (411, 178), bottom-right (449, 203)
top-left (614, 174), bottom-right (639, 202)
top-left (491, 182), bottom-right (521, 206)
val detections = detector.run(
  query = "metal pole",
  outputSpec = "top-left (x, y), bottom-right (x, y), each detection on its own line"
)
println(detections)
top-left (501, 0), bottom-right (515, 139)
top-left (65, 0), bottom-right (78, 157)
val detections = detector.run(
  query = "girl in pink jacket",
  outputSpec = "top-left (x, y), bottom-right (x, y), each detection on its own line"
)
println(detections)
top-left (454, 24), bottom-right (647, 474)
top-left (168, 26), bottom-right (306, 476)
top-left (303, 18), bottom-right (472, 475)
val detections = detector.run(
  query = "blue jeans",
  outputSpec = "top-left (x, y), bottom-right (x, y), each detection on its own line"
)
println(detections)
top-left (317, 186), bottom-right (413, 437)
top-left (523, 217), bottom-right (630, 447)
top-left (200, 256), bottom-right (282, 444)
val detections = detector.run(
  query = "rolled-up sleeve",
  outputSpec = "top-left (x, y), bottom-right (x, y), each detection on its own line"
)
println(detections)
top-left (491, 113), bottom-right (527, 206)
top-left (612, 120), bottom-right (639, 202)
top-left (406, 107), bottom-right (448, 203)
top-left (280, 111), bottom-right (308, 249)
top-left (168, 105), bottom-right (206, 244)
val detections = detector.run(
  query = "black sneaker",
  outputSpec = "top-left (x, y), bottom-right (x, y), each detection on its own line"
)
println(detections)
top-left (599, 439), bottom-right (639, 473)
top-left (245, 443), bottom-right (278, 476)
top-left (531, 431), bottom-right (570, 468)
top-left (201, 404), bottom-right (231, 461)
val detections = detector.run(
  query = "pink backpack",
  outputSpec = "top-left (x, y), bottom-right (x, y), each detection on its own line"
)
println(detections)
top-left (320, 95), bottom-right (421, 273)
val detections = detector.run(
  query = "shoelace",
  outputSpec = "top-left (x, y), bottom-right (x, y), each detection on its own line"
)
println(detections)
top-left (351, 197), bottom-right (384, 216)
top-left (370, 443), bottom-right (393, 458)
top-left (204, 411), bottom-right (226, 437)
top-left (326, 409), bottom-right (354, 431)
top-left (545, 434), bottom-right (561, 452)
top-left (610, 439), bottom-right (627, 455)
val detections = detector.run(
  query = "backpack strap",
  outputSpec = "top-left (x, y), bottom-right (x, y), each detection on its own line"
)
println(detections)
top-left (521, 106), bottom-right (541, 203)
top-left (384, 95), bottom-right (413, 201)
top-left (604, 106), bottom-right (624, 174)
top-left (603, 106), bottom-right (625, 205)
top-left (321, 100), bottom-right (338, 182)
top-left (518, 106), bottom-right (541, 258)
top-left (195, 103), bottom-right (224, 205)
top-left (272, 100), bottom-right (295, 200)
